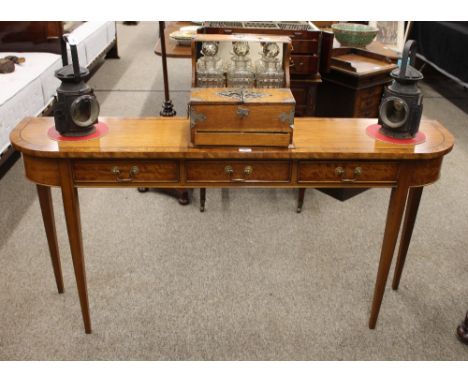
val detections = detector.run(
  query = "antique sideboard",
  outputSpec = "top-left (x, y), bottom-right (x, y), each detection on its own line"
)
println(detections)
top-left (10, 117), bottom-right (454, 334)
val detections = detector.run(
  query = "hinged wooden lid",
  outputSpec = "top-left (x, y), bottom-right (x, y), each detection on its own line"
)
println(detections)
top-left (190, 88), bottom-right (295, 105)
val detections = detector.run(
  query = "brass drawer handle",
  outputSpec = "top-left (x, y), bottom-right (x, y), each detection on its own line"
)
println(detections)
top-left (335, 167), bottom-right (345, 176)
top-left (236, 107), bottom-right (250, 118)
top-left (224, 165), bottom-right (234, 175)
top-left (335, 166), bottom-right (362, 182)
top-left (224, 165), bottom-right (253, 182)
top-left (111, 165), bottom-right (139, 182)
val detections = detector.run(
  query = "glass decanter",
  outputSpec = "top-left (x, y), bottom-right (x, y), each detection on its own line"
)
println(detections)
top-left (255, 42), bottom-right (284, 88)
top-left (196, 41), bottom-right (225, 88)
top-left (226, 41), bottom-right (255, 88)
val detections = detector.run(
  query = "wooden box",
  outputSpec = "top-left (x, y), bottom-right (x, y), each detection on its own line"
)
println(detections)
top-left (190, 87), bottom-right (295, 147)
top-left (190, 34), bottom-right (295, 147)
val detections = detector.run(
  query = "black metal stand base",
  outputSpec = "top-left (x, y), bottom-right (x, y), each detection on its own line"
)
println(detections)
top-left (456, 311), bottom-right (468, 345)
top-left (160, 100), bottom-right (176, 117)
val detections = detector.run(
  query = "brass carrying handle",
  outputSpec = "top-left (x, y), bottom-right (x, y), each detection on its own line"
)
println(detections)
top-left (236, 107), bottom-right (250, 118)
top-left (111, 165), bottom-right (139, 182)
top-left (335, 166), bottom-right (362, 182)
top-left (224, 165), bottom-right (253, 182)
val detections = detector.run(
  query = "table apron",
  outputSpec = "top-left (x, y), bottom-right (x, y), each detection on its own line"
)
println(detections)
top-left (22, 156), bottom-right (444, 189)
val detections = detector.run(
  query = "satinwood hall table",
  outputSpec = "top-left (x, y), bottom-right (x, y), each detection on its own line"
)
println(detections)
top-left (10, 117), bottom-right (454, 334)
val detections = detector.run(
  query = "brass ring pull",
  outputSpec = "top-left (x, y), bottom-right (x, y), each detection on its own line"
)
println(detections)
top-left (111, 165), bottom-right (139, 182)
top-left (224, 165), bottom-right (253, 182)
top-left (335, 166), bottom-right (362, 182)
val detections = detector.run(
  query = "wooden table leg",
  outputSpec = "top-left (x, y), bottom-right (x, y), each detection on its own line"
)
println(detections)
top-left (36, 185), bottom-right (64, 294)
top-left (392, 187), bottom-right (423, 290)
top-left (200, 188), bottom-right (206, 212)
top-left (456, 311), bottom-right (468, 345)
top-left (59, 162), bottom-right (92, 334)
top-left (369, 182), bottom-right (409, 329)
top-left (297, 188), bottom-right (305, 213)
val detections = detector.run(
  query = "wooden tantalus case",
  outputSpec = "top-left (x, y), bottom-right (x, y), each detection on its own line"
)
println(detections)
top-left (189, 34), bottom-right (295, 147)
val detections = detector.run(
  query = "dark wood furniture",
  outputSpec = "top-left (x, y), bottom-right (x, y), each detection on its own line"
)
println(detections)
top-left (10, 116), bottom-right (453, 334)
top-left (200, 22), bottom-right (333, 117)
top-left (316, 48), bottom-right (397, 118)
top-left (0, 21), bottom-right (119, 61)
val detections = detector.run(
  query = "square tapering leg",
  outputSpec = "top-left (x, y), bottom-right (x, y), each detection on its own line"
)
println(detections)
top-left (36, 185), bottom-right (64, 293)
top-left (60, 161), bottom-right (92, 334)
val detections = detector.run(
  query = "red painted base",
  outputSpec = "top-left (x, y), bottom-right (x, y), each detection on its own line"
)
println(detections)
top-left (48, 122), bottom-right (109, 142)
top-left (366, 124), bottom-right (426, 145)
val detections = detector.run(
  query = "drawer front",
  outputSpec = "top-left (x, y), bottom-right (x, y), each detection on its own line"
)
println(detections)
top-left (298, 161), bottom-right (399, 184)
top-left (186, 161), bottom-right (291, 183)
top-left (354, 86), bottom-right (385, 117)
top-left (290, 55), bottom-right (319, 75)
top-left (191, 104), bottom-right (294, 133)
top-left (291, 39), bottom-right (319, 54)
top-left (73, 160), bottom-right (179, 183)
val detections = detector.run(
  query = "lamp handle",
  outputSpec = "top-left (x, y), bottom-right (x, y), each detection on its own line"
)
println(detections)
top-left (399, 40), bottom-right (417, 80)
top-left (61, 34), bottom-right (81, 81)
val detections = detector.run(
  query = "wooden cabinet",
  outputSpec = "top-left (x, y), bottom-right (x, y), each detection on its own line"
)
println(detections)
top-left (316, 48), bottom-right (398, 118)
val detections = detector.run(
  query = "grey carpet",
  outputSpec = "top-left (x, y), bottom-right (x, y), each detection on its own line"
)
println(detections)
top-left (1, 22), bottom-right (468, 360)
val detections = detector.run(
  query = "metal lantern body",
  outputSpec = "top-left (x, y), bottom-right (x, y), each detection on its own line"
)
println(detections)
top-left (378, 40), bottom-right (423, 139)
top-left (53, 38), bottom-right (99, 136)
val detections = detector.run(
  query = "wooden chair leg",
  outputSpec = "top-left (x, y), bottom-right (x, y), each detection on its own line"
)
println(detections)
top-left (297, 188), bottom-right (305, 213)
top-left (200, 188), bottom-right (206, 212)
top-left (392, 187), bottom-right (423, 290)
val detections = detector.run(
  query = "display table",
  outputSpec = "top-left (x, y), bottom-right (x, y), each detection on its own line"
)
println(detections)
top-left (10, 117), bottom-right (454, 334)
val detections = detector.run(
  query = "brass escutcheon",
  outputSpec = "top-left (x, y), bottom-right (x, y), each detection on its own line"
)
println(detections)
top-left (236, 107), bottom-right (250, 118)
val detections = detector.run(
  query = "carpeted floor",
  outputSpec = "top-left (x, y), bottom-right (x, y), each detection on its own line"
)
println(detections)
top-left (1, 22), bottom-right (468, 360)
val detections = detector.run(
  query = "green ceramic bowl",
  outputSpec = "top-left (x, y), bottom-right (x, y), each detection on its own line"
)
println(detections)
top-left (332, 23), bottom-right (379, 47)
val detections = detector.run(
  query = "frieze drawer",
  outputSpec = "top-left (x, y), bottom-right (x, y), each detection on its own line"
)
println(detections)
top-left (186, 161), bottom-right (291, 183)
top-left (73, 160), bottom-right (179, 183)
top-left (298, 161), bottom-right (399, 184)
